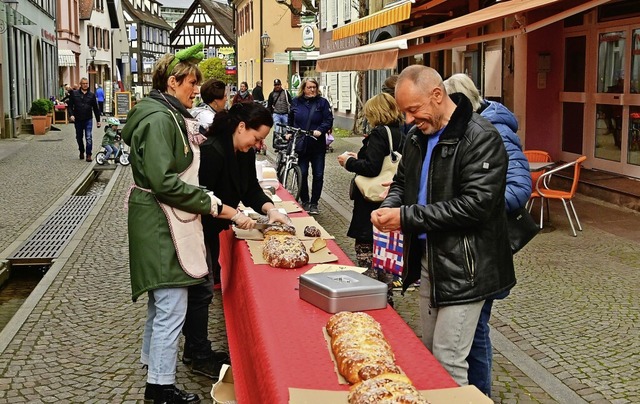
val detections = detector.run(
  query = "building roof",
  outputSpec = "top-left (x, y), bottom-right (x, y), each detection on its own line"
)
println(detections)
top-left (122, 0), bottom-right (172, 30)
top-left (170, 0), bottom-right (234, 45)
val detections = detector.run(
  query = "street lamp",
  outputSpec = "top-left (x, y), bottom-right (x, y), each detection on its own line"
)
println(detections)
top-left (260, 32), bottom-right (270, 58)
top-left (89, 46), bottom-right (97, 61)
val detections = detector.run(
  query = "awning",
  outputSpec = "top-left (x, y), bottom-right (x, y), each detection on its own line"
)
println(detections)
top-left (319, 0), bottom-right (612, 71)
top-left (58, 49), bottom-right (76, 67)
top-left (332, 1), bottom-right (412, 41)
top-left (317, 39), bottom-right (407, 72)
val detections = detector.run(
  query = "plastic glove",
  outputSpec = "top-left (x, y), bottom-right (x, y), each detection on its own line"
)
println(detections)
top-left (267, 208), bottom-right (291, 225)
top-left (313, 130), bottom-right (322, 138)
top-left (207, 192), bottom-right (222, 216)
top-left (231, 211), bottom-right (256, 230)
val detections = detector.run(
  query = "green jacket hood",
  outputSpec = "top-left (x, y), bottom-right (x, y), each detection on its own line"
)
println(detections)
top-left (122, 97), bottom-right (170, 145)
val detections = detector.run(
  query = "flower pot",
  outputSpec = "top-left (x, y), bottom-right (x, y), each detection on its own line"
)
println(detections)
top-left (31, 116), bottom-right (48, 135)
top-left (46, 113), bottom-right (53, 129)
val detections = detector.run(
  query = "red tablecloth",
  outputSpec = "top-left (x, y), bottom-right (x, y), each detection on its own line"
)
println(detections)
top-left (219, 188), bottom-right (456, 403)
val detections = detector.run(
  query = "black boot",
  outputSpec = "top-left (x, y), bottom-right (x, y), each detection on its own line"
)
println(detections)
top-left (183, 347), bottom-right (229, 366)
top-left (144, 383), bottom-right (200, 404)
top-left (191, 351), bottom-right (230, 380)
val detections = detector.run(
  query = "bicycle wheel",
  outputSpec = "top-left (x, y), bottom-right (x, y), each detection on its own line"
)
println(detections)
top-left (95, 152), bottom-right (106, 165)
top-left (282, 164), bottom-right (302, 201)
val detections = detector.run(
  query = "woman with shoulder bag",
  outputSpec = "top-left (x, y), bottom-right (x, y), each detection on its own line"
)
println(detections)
top-left (337, 93), bottom-right (403, 287)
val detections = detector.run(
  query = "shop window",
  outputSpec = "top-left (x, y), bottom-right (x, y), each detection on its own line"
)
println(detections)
top-left (597, 31), bottom-right (625, 93)
top-left (632, 29), bottom-right (640, 94)
top-left (564, 36), bottom-right (586, 92)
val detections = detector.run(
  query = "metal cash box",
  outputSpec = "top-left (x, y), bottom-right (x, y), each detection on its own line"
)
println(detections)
top-left (299, 270), bottom-right (388, 313)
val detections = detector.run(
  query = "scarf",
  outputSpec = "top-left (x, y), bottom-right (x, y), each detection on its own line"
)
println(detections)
top-left (148, 89), bottom-right (193, 119)
top-left (238, 90), bottom-right (249, 99)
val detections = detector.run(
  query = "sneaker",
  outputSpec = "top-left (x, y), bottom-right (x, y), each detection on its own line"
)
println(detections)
top-left (79, 152), bottom-right (84, 160)
top-left (301, 202), bottom-right (310, 211)
top-left (143, 383), bottom-right (200, 404)
top-left (308, 204), bottom-right (319, 215)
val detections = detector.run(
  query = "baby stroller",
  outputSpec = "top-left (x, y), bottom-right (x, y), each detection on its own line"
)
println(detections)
top-left (96, 117), bottom-right (130, 166)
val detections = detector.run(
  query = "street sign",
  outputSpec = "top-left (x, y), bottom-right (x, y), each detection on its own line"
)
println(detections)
top-left (274, 53), bottom-right (290, 64)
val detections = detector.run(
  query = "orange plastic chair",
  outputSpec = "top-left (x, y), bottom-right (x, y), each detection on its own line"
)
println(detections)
top-left (535, 155), bottom-right (587, 236)
top-left (524, 150), bottom-right (552, 223)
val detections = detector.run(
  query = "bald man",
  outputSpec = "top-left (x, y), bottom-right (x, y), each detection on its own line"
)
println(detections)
top-left (371, 65), bottom-right (516, 387)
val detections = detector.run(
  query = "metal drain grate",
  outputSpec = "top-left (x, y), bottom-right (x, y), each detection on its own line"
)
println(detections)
top-left (8, 195), bottom-right (100, 265)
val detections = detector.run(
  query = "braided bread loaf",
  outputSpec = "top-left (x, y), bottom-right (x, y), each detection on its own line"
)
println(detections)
top-left (348, 373), bottom-right (430, 404)
top-left (326, 312), bottom-right (401, 384)
top-left (262, 234), bottom-right (309, 268)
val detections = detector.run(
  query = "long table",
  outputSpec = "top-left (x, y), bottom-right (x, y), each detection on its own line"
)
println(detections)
top-left (219, 187), bottom-right (457, 403)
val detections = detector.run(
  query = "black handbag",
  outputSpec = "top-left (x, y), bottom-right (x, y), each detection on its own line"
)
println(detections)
top-left (506, 207), bottom-right (541, 254)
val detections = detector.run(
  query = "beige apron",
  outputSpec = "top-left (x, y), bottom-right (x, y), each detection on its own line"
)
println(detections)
top-left (126, 115), bottom-right (209, 279)
top-left (157, 115), bottom-right (208, 278)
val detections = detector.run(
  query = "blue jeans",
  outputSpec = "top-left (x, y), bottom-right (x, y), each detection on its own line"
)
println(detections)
top-left (297, 151), bottom-right (325, 205)
top-left (104, 144), bottom-right (119, 160)
top-left (419, 254), bottom-right (484, 386)
top-left (141, 287), bottom-right (188, 385)
top-left (272, 113), bottom-right (288, 135)
top-left (467, 289), bottom-right (510, 396)
top-left (74, 120), bottom-right (94, 156)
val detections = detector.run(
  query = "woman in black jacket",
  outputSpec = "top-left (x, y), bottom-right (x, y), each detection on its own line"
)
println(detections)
top-left (338, 93), bottom-right (403, 284)
top-left (184, 103), bottom-right (290, 378)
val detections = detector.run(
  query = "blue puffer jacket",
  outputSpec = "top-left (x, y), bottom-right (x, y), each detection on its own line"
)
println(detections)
top-left (480, 101), bottom-right (531, 212)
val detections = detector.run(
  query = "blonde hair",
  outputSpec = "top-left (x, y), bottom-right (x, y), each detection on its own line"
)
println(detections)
top-left (443, 73), bottom-right (482, 112)
top-left (363, 93), bottom-right (404, 127)
top-left (152, 53), bottom-right (203, 92)
top-left (297, 78), bottom-right (322, 97)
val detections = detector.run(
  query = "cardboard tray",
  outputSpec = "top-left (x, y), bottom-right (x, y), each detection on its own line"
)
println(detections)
top-left (234, 216), bottom-right (333, 240)
top-left (288, 385), bottom-right (493, 403)
top-left (211, 364), bottom-right (236, 404)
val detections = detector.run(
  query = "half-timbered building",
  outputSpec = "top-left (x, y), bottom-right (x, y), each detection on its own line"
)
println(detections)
top-left (170, 0), bottom-right (234, 59)
top-left (122, 0), bottom-right (172, 98)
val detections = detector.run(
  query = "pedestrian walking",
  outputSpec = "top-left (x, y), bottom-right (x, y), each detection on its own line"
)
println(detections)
top-left (67, 77), bottom-right (101, 162)
top-left (95, 84), bottom-right (105, 115)
top-left (251, 80), bottom-right (264, 102)
top-left (231, 81), bottom-right (253, 105)
top-left (267, 78), bottom-right (292, 148)
top-left (371, 65), bottom-right (516, 387)
top-left (289, 78), bottom-right (333, 215)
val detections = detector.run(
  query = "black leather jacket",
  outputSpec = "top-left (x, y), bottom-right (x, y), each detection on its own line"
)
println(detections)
top-left (381, 94), bottom-right (516, 307)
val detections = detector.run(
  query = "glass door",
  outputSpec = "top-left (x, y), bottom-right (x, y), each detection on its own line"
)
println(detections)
top-left (591, 26), bottom-right (640, 178)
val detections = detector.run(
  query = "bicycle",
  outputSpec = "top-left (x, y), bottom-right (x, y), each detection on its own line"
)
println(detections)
top-left (96, 131), bottom-right (130, 166)
top-left (273, 123), bottom-right (316, 201)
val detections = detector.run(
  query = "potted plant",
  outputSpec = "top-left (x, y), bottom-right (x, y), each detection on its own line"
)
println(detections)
top-left (45, 99), bottom-right (54, 129)
top-left (29, 98), bottom-right (49, 135)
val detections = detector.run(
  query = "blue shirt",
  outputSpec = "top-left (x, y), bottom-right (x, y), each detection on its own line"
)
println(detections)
top-left (418, 127), bottom-right (445, 240)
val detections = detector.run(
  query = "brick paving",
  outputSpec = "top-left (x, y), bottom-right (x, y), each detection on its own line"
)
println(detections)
top-left (0, 126), bottom-right (638, 402)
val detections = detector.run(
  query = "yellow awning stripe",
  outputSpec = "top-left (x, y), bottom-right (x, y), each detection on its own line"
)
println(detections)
top-left (332, 2), bottom-right (411, 41)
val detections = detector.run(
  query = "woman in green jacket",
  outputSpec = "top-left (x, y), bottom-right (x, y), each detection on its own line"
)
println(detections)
top-left (122, 43), bottom-right (255, 404)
